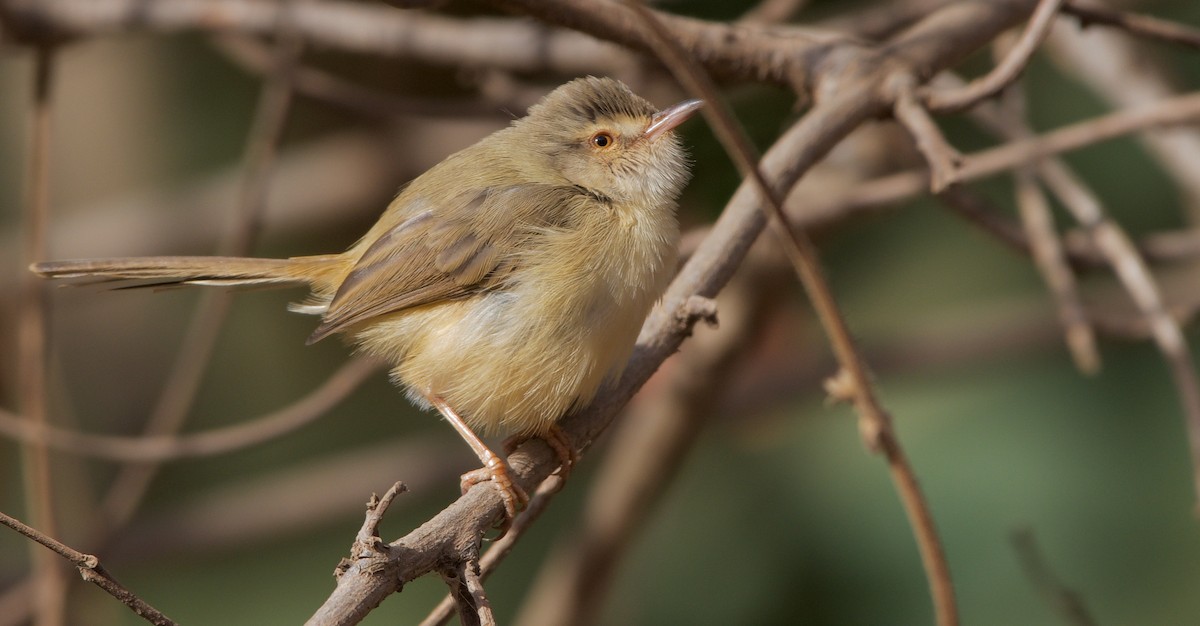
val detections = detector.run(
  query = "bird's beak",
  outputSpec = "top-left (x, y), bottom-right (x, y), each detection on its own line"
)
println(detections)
top-left (643, 99), bottom-right (704, 142)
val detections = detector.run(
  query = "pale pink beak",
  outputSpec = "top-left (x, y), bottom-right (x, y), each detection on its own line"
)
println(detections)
top-left (643, 99), bottom-right (704, 142)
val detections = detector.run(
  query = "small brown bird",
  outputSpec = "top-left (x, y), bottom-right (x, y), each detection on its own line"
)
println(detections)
top-left (33, 77), bottom-right (701, 519)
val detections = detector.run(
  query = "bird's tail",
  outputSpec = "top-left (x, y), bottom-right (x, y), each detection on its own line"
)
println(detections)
top-left (30, 254), bottom-right (348, 292)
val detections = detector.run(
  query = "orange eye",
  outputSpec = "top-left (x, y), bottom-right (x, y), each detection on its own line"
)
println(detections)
top-left (591, 132), bottom-right (614, 148)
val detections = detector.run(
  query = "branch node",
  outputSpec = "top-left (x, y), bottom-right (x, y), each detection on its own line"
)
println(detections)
top-left (357, 481), bottom-right (408, 545)
top-left (676, 295), bottom-right (720, 332)
top-left (823, 367), bottom-right (857, 405)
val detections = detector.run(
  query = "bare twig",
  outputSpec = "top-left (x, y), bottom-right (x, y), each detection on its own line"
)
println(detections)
top-left (211, 35), bottom-right (526, 121)
top-left (0, 511), bottom-right (178, 626)
top-left (1045, 20), bottom-right (1200, 223)
top-left (2, 0), bottom-right (816, 83)
top-left (811, 90), bottom-right (1200, 225)
top-left (628, 3), bottom-right (958, 624)
top-left (952, 73), bottom-right (1200, 505)
top-left (1062, 0), bottom-right (1200, 50)
top-left (17, 44), bottom-right (67, 626)
top-left (922, 0), bottom-right (1063, 114)
top-left (355, 482), bottom-right (408, 550)
top-left (893, 75), bottom-right (962, 192)
top-left (739, 0), bottom-right (809, 24)
top-left (1011, 528), bottom-right (1098, 626)
top-left (994, 62), bottom-right (1099, 374)
top-left (1014, 174), bottom-right (1100, 372)
top-left (1038, 160), bottom-right (1200, 505)
top-left (0, 357), bottom-right (379, 461)
top-left (421, 476), bottom-right (565, 626)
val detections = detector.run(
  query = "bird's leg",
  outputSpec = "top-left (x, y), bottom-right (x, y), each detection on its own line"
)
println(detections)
top-left (504, 424), bottom-right (578, 480)
top-left (427, 395), bottom-right (528, 520)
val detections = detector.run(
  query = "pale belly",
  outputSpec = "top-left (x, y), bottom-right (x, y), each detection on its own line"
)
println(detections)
top-left (351, 283), bottom-right (652, 436)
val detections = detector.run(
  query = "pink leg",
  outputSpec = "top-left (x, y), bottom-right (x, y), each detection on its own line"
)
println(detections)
top-left (428, 395), bottom-right (528, 520)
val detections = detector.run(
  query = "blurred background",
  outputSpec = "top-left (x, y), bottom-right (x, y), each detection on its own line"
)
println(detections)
top-left (2, 0), bottom-right (1200, 624)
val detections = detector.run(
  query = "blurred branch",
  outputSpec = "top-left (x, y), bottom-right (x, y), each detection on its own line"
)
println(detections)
top-left (1045, 19), bottom-right (1200, 223)
top-left (629, 3), bottom-right (957, 623)
top-left (893, 75), bottom-right (962, 192)
top-left (801, 90), bottom-right (1200, 227)
top-left (1061, 0), bottom-right (1200, 50)
top-left (97, 8), bottom-right (303, 541)
top-left (1010, 528), bottom-right (1098, 626)
top-left (0, 511), bottom-right (177, 626)
top-left (0, 357), bottom-right (380, 462)
top-left (951, 76), bottom-right (1200, 505)
top-left (921, 0), bottom-right (1062, 114)
top-left (0, 0), bottom-right (645, 77)
top-left (211, 35), bottom-right (536, 120)
top-left (994, 47), bottom-right (1099, 374)
top-left (17, 44), bottom-right (67, 626)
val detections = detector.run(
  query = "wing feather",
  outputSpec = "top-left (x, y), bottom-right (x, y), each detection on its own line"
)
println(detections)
top-left (306, 185), bottom-right (577, 344)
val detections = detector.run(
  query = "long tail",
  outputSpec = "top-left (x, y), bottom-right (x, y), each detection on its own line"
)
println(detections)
top-left (30, 254), bottom-right (348, 291)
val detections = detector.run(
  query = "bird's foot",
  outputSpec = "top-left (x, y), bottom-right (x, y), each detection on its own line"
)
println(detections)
top-left (460, 451), bottom-right (529, 527)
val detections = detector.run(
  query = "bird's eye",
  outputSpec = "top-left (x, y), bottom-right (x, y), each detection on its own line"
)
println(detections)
top-left (591, 132), bottom-right (614, 149)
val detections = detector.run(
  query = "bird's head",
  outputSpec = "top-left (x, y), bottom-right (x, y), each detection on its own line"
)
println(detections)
top-left (518, 77), bottom-right (702, 207)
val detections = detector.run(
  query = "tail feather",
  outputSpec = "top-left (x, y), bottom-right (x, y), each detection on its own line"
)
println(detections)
top-left (30, 255), bottom-right (347, 292)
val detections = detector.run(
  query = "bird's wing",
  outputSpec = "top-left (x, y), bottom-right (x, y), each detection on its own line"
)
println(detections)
top-left (306, 185), bottom-right (576, 344)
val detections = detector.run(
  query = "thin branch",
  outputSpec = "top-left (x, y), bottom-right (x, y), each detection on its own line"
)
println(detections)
top-left (1039, 160), bottom-right (1200, 506)
top-left (739, 0), bottom-right (809, 24)
top-left (953, 75), bottom-right (1200, 505)
top-left (211, 36), bottom-right (521, 120)
top-left (1045, 19), bottom-right (1200, 223)
top-left (627, 3), bottom-right (958, 625)
top-left (0, 511), bottom-right (178, 626)
top-left (807, 90), bottom-right (1200, 226)
top-left (922, 0), bottom-right (1063, 114)
top-left (0, 357), bottom-right (380, 462)
top-left (1011, 528), bottom-right (1098, 626)
top-left (995, 64), bottom-right (1099, 374)
top-left (356, 482), bottom-right (408, 548)
top-left (1015, 174), bottom-right (1100, 372)
top-left (17, 44), bottom-right (67, 626)
top-left (892, 75), bottom-right (962, 192)
top-left (1062, 0), bottom-right (1200, 50)
top-left (1, 0), bottom-right (772, 82)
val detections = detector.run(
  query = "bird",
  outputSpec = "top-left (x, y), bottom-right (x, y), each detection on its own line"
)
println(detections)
top-left (32, 76), bottom-right (701, 521)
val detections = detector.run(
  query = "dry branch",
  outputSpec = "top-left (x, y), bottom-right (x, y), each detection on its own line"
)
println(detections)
top-left (0, 511), bottom-right (177, 626)
top-left (628, 2), bottom-right (957, 621)
top-left (306, 1), bottom-right (1043, 622)
top-left (0, 358), bottom-right (379, 462)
